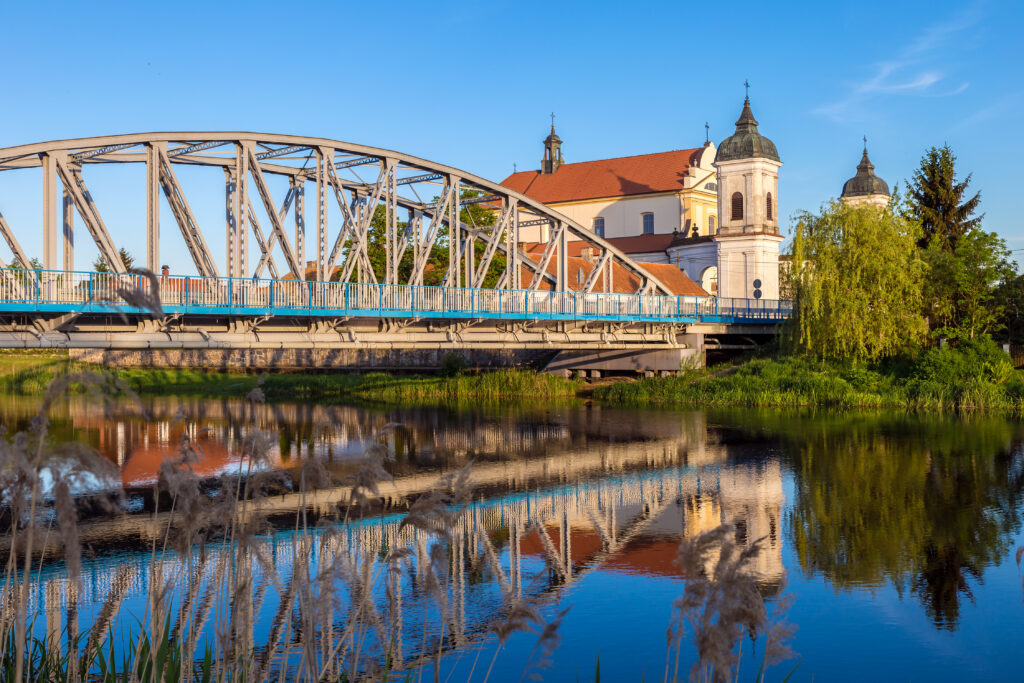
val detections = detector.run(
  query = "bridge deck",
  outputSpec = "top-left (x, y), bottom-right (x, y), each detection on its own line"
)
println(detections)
top-left (0, 269), bottom-right (792, 326)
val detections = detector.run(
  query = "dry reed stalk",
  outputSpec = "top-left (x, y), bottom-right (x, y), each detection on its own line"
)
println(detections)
top-left (81, 565), bottom-right (136, 668)
top-left (664, 523), bottom-right (796, 683)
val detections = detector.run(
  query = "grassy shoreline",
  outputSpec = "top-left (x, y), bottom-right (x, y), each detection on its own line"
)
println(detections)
top-left (1, 343), bottom-right (1021, 412)
top-left (594, 347), bottom-right (1024, 412)
top-left (0, 351), bottom-right (580, 403)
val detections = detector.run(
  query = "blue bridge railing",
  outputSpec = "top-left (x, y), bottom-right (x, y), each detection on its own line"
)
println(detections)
top-left (0, 269), bottom-right (792, 325)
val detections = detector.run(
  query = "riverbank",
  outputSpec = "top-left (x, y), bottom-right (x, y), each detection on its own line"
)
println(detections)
top-left (2, 340), bottom-right (1020, 411)
top-left (0, 350), bottom-right (580, 402)
top-left (595, 340), bottom-right (1024, 411)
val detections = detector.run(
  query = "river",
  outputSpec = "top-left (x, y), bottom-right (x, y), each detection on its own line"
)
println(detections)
top-left (3, 394), bottom-right (1022, 681)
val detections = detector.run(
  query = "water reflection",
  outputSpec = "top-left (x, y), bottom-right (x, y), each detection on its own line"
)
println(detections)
top-left (3, 397), bottom-right (1023, 679)
top-left (711, 410), bottom-right (1024, 630)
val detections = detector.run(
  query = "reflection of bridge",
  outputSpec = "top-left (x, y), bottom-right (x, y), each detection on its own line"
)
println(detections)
top-left (32, 454), bottom-right (784, 666)
top-left (0, 134), bottom-right (787, 365)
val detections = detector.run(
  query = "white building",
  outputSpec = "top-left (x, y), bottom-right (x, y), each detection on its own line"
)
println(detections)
top-left (502, 96), bottom-right (784, 300)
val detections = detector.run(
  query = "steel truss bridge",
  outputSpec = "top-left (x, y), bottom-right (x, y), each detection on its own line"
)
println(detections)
top-left (0, 133), bottom-right (788, 359)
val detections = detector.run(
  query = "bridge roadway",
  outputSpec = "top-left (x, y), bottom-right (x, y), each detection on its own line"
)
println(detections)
top-left (0, 269), bottom-right (790, 367)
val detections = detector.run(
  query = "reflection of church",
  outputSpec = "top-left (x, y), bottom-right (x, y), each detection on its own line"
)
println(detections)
top-left (503, 94), bottom-right (892, 301)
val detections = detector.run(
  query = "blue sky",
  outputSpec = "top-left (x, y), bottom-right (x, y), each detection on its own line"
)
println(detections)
top-left (1, 0), bottom-right (1021, 270)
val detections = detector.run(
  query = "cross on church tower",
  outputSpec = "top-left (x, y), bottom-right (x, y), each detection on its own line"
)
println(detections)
top-left (550, 112), bottom-right (555, 132)
top-left (863, 134), bottom-right (868, 151)
top-left (744, 79), bottom-right (750, 99)
top-left (705, 122), bottom-right (709, 143)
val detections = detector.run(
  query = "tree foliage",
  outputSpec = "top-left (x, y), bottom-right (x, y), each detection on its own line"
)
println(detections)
top-left (789, 201), bottom-right (927, 362)
top-left (335, 190), bottom-right (506, 287)
top-left (93, 248), bottom-right (135, 273)
top-left (906, 144), bottom-right (982, 251)
top-left (922, 228), bottom-right (1016, 341)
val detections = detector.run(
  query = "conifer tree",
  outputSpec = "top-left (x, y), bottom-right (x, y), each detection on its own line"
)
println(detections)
top-left (906, 144), bottom-right (982, 251)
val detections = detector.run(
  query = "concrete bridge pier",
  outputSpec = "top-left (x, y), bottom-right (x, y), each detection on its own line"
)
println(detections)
top-left (543, 332), bottom-right (705, 376)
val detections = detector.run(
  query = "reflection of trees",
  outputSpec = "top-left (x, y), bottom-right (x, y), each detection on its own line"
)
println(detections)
top-left (775, 412), bottom-right (1024, 630)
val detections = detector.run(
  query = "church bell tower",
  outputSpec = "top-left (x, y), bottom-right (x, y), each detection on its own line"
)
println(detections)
top-left (540, 114), bottom-right (563, 174)
top-left (713, 87), bottom-right (784, 300)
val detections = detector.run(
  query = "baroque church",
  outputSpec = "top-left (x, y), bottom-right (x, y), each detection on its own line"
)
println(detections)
top-left (502, 96), bottom-right (891, 300)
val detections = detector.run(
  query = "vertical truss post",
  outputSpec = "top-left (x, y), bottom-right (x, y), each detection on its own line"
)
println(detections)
top-left (449, 178), bottom-right (460, 288)
top-left (315, 148), bottom-right (328, 281)
top-left (464, 234), bottom-right (474, 290)
top-left (236, 143), bottom-right (249, 277)
top-left (293, 176), bottom-right (305, 274)
top-left (557, 221), bottom-right (568, 292)
top-left (145, 144), bottom-right (160, 271)
top-left (224, 168), bottom-right (238, 278)
top-left (384, 159), bottom-right (397, 284)
top-left (507, 201), bottom-right (519, 289)
top-left (62, 187), bottom-right (74, 272)
top-left (41, 153), bottom-right (58, 271)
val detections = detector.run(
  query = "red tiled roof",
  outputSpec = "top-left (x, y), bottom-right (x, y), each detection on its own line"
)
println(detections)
top-left (521, 253), bottom-right (707, 296)
top-left (500, 148), bottom-right (702, 204)
top-left (639, 262), bottom-right (709, 296)
top-left (521, 234), bottom-right (677, 257)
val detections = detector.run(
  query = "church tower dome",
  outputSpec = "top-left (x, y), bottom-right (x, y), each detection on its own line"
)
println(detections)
top-left (715, 97), bottom-right (781, 163)
top-left (840, 142), bottom-right (890, 208)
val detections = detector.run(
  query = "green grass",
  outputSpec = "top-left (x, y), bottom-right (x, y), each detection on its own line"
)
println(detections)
top-left (595, 338), bottom-right (1024, 413)
top-left (0, 352), bottom-right (580, 403)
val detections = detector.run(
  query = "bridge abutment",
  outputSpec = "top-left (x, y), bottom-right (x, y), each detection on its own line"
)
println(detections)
top-left (543, 332), bottom-right (705, 376)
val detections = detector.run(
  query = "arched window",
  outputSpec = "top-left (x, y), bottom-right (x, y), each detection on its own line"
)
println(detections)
top-left (766, 193), bottom-right (774, 221)
top-left (642, 213), bottom-right (654, 235)
top-left (731, 192), bottom-right (743, 221)
top-left (701, 266), bottom-right (718, 295)
top-left (708, 216), bottom-right (716, 234)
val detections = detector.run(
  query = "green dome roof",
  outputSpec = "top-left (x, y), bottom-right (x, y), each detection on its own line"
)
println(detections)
top-left (841, 149), bottom-right (890, 198)
top-left (715, 98), bottom-right (780, 163)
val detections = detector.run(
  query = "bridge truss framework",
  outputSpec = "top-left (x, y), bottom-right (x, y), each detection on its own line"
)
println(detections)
top-left (0, 132), bottom-right (677, 295)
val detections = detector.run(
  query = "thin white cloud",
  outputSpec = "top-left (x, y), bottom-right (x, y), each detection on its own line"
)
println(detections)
top-left (814, 6), bottom-right (981, 121)
top-left (947, 91), bottom-right (1022, 134)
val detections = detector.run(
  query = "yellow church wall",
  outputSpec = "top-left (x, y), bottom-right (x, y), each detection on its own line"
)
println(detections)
top-left (518, 190), bottom-right (718, 243)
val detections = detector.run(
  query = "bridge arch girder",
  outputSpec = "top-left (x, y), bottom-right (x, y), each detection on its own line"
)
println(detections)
top-left (0, 133), bottom-right (674, 295)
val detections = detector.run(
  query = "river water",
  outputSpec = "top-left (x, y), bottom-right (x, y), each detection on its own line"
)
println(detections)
top-left (4, 394), bottom-right (1023, 681)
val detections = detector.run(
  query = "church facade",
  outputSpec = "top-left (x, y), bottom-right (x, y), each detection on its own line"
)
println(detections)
top-left (501, 96), bottom-right (784, 300)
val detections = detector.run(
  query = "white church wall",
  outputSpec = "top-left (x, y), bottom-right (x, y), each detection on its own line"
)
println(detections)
top-left (546, 194), bottom-right (684, 240)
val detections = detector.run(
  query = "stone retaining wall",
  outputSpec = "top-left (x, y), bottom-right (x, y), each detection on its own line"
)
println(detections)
top-left (69, 347), bottom-right (556, 371)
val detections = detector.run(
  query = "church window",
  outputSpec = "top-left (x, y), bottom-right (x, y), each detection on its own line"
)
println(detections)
top-left (642, 213), bottom-right (654, 235)
top-left (766, 193), bottom-right (774, 221)
top-left (709, 216), bottom-right (716, 234)
top-left (731, 192), bottom-right (743, 221)
top-left (593, 217), bottom-right (605, 238)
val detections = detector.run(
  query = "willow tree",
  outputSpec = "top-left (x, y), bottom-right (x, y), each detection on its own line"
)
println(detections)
top-left (789, 201), bottom-right (927, 362)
